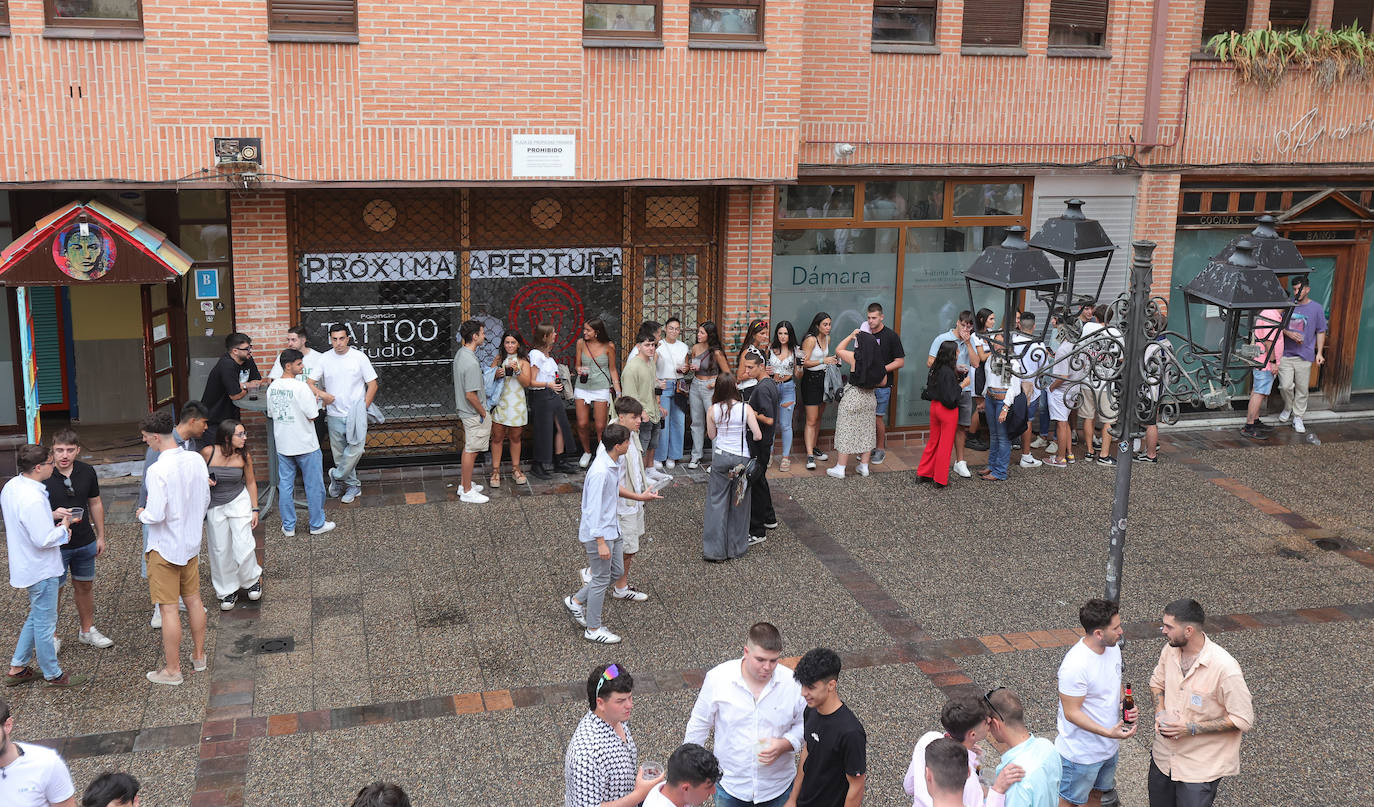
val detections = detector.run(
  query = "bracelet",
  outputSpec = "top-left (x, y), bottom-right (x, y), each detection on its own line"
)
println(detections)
top-left (1187, 722), bottom-right (1198, 736)
top-left (251, 508), bottom-right (260, 512)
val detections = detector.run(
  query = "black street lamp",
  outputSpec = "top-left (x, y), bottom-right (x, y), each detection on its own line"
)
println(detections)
top-left (1213, 215), bottom-right (1312, 285)
top-left (963, 225), bottom-right (1066, 359)
top-left (1028, 198), bottom-right (1119, 318)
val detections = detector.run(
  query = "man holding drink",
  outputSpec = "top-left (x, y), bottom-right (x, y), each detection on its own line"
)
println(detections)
top-left (44, 429), bottom-right (113, 650)
top-left (564, 663), bottom-right (664, 807)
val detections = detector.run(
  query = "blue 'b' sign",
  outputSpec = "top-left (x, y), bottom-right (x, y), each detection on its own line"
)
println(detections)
top-left (194, 268), bottom-right (220, 300)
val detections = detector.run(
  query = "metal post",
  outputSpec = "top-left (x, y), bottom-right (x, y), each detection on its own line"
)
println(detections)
top-left (1105, 241), bottom-right (1155, 603)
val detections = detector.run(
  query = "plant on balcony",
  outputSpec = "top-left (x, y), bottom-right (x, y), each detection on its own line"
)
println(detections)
top-left (1206, 24), bottom-right (1374, 89)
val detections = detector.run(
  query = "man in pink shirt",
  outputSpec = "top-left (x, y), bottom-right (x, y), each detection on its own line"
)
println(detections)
top-left (904, 692), bottom-right (1023, 807)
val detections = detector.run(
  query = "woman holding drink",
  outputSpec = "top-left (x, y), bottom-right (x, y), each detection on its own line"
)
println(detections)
top-left (489, 330), bottom-right (533, 488)
top-left (574, 318), bottom-right (621, 468)
top-left (528, 325), bottom-right (579, 479)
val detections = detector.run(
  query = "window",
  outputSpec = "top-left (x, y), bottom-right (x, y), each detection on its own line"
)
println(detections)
top-left (689, 1), bottom-right (763, 41)
top-left (1268, 0), bottom-right (1309, 29)
top-left (268, 0), bottom-right (357, 39)
top-left (1200, 0), bottom-right (1248, 47)
top-left (872, 0), bottom-right (936, 45)
top-left (584, 1), bottom-right (661, 40)
top-left (962, 0), bottom-right (1025, 47)
top-left (1049, 0), bottom-right (1107, 48)
top-left (1, 1), bottom-right (10, 34)
top-left (1332, 0), bottom-right (1374, 28)
top-left (44, 0), bottom-right (141, 30)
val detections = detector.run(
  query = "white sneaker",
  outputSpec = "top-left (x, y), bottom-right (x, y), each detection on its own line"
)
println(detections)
top-left (825, 466), bottom-right (846, 479)
top-left (953, 461), bottom-right (972, 478)
top-left (857, 463), bottom-right (870, 477)
top-left (1279, 408), bottom-right (1292, 422)
top-left (612, 586), bottom-right (649, 601)
top-left (1031, 436), bottom-right (1048, 449)
top-left (579, 452), bottom-right (593, 469)
top-left (79, 627), bottom-right (114, 648)
top-left (281, 526), bottom-right (296, 537)
top-left (459, 488), bottom-right (490, 504)
top-left (1019, 455), bottom-right (1044, 468)
top-left (653, 461), bottom-right (664, 471)
top-left (580, 566), bottom-right (592, 585)
top-left (814, 451), bottom-right (830, 462)
top-left (583, 627), bottom-right (622, 644)
top-left (53, 637), bottom-right (61, 654)
top-left (563, 596), bottom-right (587, 627)
top-left (665, 459), bottom-right (676, 469)
top-left (341, 486), bottom-right (362, 504)
top-left (1293, 416), bottom-right (1306, 433)
top-left (150, 606), bottom-right (162, 629)
top-left (1046, 441), bottom-right (1059, 456)
top-left (310, 521), bottom-right (337, 535)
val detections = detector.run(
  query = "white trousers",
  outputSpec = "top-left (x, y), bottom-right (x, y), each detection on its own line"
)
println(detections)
top-left (205, 489), bottom-right (262, 598)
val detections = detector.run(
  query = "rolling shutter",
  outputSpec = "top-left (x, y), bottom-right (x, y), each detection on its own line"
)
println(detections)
top-left (1, 0), bottom-right (10, 26)
top-left (1201, 0), bottom-right (1249, 42)
top-left (1028, 176), bottom-right (1139, 317)
top-left (1332, 0), bottom-right (1374, 28)
top-left (1049, 0), bottom-right (1108, 37)
top-left (269, 0), bottom-right (357, 33)
top-left (1268, 0), bottom-right (1310, 28)
top-left (29, 287), bottom-right (66, 407)
top-left (962, 0), bottom-right (1026, 46)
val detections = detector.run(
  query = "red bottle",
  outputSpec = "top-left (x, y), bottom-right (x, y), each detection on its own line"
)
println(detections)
top-left (1122, 684), bottom-right (1136, 724)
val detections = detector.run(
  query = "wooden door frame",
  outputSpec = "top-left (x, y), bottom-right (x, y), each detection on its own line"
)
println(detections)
top-left (1280, 226), bottom-right (1374, 405)
top-left (141, 281), bottom-right (188, 416)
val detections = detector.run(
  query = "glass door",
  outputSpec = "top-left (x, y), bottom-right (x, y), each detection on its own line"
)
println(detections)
top-left (142, 283), bottom-right (182, 417)
top-left (1353, 250), bottom-right (1374, 392)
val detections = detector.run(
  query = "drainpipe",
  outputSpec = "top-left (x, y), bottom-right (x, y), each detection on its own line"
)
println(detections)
top-left (746, 188), bottom-right (755, 319)
top-left (1141, 0), bottom-right (1171, 150)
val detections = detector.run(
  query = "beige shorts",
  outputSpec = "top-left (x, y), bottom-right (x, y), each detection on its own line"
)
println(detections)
top-left (1077, 386), bottom-right (1118, 424)
top-left (147, 551), bottom-right (199, 605)
top-left (462, 415), bottom-right (492, 453)
top-left (618, 509), bottom-right (644, 554)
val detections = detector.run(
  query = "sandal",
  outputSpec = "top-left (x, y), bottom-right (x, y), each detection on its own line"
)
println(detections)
top-left (490, 473), bottom-right (501, 489)
top-left (511, 469), bottom-right (528, 485)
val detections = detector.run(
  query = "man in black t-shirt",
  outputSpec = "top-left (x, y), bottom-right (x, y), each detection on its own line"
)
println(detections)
top-left (864, 303), bottom-right (905, 466)
top-left (43, 429), bottom-right (113, 649)
top-left (788, 647), bottom-right (866, 807)
top-left (741, 351), bottom-right (779, 545)
top-left (201, 332), bottom-right (264, 445)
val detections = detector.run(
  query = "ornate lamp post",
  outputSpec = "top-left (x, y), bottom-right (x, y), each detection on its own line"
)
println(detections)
top-left (1028, 198), bottom-right (1119, 320)
top-left (963, 225), bottom-right (1067, 362)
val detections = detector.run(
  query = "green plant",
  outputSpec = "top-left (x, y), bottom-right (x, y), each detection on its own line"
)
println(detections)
top-left (1205, 24), bottom-right (1374, 89)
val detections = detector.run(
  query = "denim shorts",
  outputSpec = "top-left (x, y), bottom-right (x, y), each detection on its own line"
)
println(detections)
top-left (874, 386), bottom-right (892, 417)
top-left (1059, 752), bottom-right (1119, 805)
top-left (1252, 368), bottom-right (1275, 396)
top-left (59, 540), bottom-right (99, 584)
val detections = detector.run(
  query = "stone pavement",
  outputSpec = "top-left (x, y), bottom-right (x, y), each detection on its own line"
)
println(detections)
top-left (3, 418), bottom-right (1373, 806)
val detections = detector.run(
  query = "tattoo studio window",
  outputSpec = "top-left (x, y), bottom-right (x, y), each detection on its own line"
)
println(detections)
top-left (45, 0), bottom-right (142, 31)
top-left (584, 1), bottom-right (661, 41)
top-left (872, 0), bottom-right (936, 45)
top-left (688, 1), bottom-right (764, 42)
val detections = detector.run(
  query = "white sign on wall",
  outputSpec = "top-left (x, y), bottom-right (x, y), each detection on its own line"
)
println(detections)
top-left (511, 134), bottom-right (576, 177)
top-left (470, 247), bottom-right (622, 279)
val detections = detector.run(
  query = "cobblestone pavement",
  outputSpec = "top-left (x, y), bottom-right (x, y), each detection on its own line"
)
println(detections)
top-left (3, 419), bottom-right (1373, 806)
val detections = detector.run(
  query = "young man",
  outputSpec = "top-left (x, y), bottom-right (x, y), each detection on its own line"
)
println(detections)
top-left (579, 397), bottom-right (663, 602)
top-left (137, 411), bottom-right (211, 685)
top-left (317, 323), bottom-right (379, 504)
top-left (44, 429), bottom-right (112, 649)
top-left (564, 663), bottom-right (663, 807)
top-left (655, 316), bottom-right (691, 469)
top-left (349, 783), bottom-right (411, 807)
top-left (685, 622), bottom-right (806, 807)
top-left (622, 324), bottom-right (670, 485)
top-left (644, 743), bottom-right (723, 807)
top-left (452, 320), bottom-right (491, 504)
top-left (987, 688), bottom-right (1062, 807)
top-left (927, 312), bottom-right (982, 478)
top-left (82, 772), bottom-right (141, 807)
top-left (785, 648), bottom-right (865, 807)
top-left (923, 739), bottom-right (977, 807)
top-left (1241, 307), bottom-right (1284, 440)
top-left (1276, 277), bottom-right (1327, 434)
top-left (269, 325), bottom-right (333, 405)
top-left (267, 349), bottom-right (335, 538)
top-left (138, 402), bottom-right (208, 629)
top-left (1011, 313), bottom-right (1045, 469)
top-left (1149, 599), bottom-right (1254, 807)
top-left (864, 303), bottom-right (905, 465)
top-left (904, 692), bottom-right (1007, 807)
top-left (1045, 311), bottom-right (1085, 470)
top-left (1078, 307), bottom-right (1121, 466)
top-left (201, 332), bottom-right (264, 446)
top-left (1056, 599), bottom-right (1136, 807)
top-left (741, 351), bottom-right (779, 545)
top-left (3, 446), bottom-right (87, 689)
top-left (563, 424), bottom-right (634, 644)
top-left (0, 698), bottom-right (79, 806)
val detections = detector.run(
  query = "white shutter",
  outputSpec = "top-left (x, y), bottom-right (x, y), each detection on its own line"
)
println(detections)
top-left (1030, 175), bottom-right (1139, 310)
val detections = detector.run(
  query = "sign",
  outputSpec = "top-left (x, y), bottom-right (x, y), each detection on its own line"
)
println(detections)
top-left (511, 134), bottom-right (576, 177)
top-left (470, 247), bottom-right (622, 280)
top-left (1274, 107), bottom-right (1374, 154)
top-left (300, 251), bottom-right (458, 283)
top-left (16, 288), bottom-right (40, 443)
top-left (194, 268), bottom-right (220, 299)
top-left (52, 221), bottom-right (116, 281)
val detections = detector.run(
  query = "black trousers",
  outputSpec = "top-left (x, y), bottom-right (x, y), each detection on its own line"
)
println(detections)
top-left (748, 440), bottom-right (775, 536)
top-left (529, 389), bottom-right (574, 466)
top-left (1148, 760), bottom-right (1220, 807)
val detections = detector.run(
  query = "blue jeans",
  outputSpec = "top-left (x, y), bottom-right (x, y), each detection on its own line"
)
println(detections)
top-left (58, 540), bottom-right (99, 584)
top-left (658, 388), bottom-right (687, 461)
top-left (11, 576), bottom-right (61, 679)
top-left (326, 415), bottom-right (365, 489)
top-left (1036, 388), bottom-right (1051, 435)
top-left (1061, 752), bottom-right (1119, 804)
top-left (715, 784), bottom-right (792, 807)
top-left (278, 449), bottom-right (327, 532)
top-left (777, 379), bottom-right (797, 458)
top-left (987, 395), bottom-right (1011, 479)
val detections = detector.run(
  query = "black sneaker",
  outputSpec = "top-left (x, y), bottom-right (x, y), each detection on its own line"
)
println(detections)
top-left (1240, 424), bottom-right (1266, 440)
top-left (1132, 454), bottom-right (1158, 463)
top-left (1096, 455), bottom-right (1117, 466)
top-left (218, 592), bottom-right (238, 611)
top-left (246, 581), bottom-right (263, 601)
top-left (966, 436), bottom-right (990, 451)
top-left (1252, 418), bottom-right (1275, 432)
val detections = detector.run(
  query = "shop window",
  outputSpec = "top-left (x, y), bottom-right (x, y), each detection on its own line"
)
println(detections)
top-left (961, 0), bottom-right (1025, 47)
top-left (778, 185), bottom-right (856, 221)
top-left (268, 0), bottom-right (358, 40)
top-left (1182, 192), bottom-right (1203, 213)
top-left (44, 0), bottom-right (141, 32)
top-left (642, 253), bottom-right (701, 337)
top-left (1269, 0), bottom-right (1310, 29)
top-left (688, 1), bottom-right (763, 42)
top-left (863, 181), bottom-right (944, 221)
top-left (872, 0), bottom-right (936, 45)
top-left (1049, 0), bottom-right (1108, 48)
top-left (1332, 0), bottom-right (1374, 28)
top-left (1200, 0), bottom-right (1249, 48)
top-left (952, 183), bottom-right (1023, 217)
top-left (584, 1), bottom-right (661, 42)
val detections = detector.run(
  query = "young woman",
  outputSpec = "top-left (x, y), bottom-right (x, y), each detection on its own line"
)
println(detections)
top-left (968, 307), bottom-right (996, 448)
top-left (527, 325), bottom-right (578, 479)
top-left (702, 373), bottom-right (761, 562)
top-left (826, 329), bottom-right (877, 478)
top-left (769, 320), bottom-right (801, 471)
top-left (917, 341), bottom-right (963, 487)
top-left (799, 311), bottom-right (839, 470)
top-left (200, 420), bottom-right (262, 611)
top-left (654, 316), bottom-right (690, 469)
top-left (686, 321), bottom-right (732, 469)
top-left (574, 318), bottom-right (620, 468)
top-left (735, 318), bottom-right (770, 393)
top-left (489, 331), bottom-right (533, 488)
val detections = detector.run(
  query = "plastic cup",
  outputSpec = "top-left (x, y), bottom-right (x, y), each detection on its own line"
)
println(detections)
top-left (68, 507), bottom-right (84, 522)
top-left (640, 759), bottom-right (664, 779)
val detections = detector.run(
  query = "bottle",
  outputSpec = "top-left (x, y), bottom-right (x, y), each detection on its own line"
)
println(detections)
top-left (1122, 684), bottom-right (1136, 724)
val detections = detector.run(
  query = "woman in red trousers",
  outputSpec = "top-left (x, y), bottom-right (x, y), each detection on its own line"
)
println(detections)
top-left (917, 340), bottom-right (964, 486)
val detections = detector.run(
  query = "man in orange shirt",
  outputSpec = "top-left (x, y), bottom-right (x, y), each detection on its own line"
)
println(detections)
top-left (1148, 599), bottom-right (1254, 807)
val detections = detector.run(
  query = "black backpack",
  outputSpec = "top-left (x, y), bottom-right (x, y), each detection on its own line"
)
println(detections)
top-left (849, 331), bottom-right (886, 389)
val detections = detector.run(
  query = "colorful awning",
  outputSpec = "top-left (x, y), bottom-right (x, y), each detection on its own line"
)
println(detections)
top-left (0, 200), bottom-right (195, 286)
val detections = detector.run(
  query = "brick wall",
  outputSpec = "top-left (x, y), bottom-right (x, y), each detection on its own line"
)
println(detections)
top-left (720, 186), bottom-right (774, 334)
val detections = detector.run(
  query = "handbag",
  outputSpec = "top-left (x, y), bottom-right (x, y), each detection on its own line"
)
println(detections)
top-left (674, 375), bottom-right (692, 401)
top-left (822, 363), bottom-right (845, 403)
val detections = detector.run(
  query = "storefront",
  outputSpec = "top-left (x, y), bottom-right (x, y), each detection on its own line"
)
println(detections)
top-left (288, 186), bottom-right (724, 459)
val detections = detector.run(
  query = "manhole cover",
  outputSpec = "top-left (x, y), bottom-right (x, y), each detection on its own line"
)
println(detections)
top-left (254, 637), bottom-right (295, 655)
top-left (1314, 538), bottom-right (1344, 551)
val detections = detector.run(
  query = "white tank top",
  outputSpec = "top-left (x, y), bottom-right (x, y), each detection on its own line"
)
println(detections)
top-left (713, 402), bottom-right (748, 455)
top-left (806, 337), bottom-right (827, 371)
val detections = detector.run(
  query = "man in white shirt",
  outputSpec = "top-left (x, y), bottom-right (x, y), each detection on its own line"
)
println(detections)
top-left (644, 743), bottom-right (723, 807)
top-left (1056, 599), bottom-right (1136, 807)
top-left (316, 323), bottom-right (378, 504)
top-left (0, 698), bottom-right (78, 806)
top-left (268, 325), bottom-right (334, 406)
top-left (563, 425), bottom-right (632, 645)
top-left (684, 622), bottom-right (806, 807)
top-left (3, 446), bottom-right (87, 689)
top-left (1011, 313), bottom-right (1046, 469)
top-left (268, 349), bottom-right (335, 538)
top-left (136, 411), bottom-right (211, 686)
top-left (655, 317), bottom-right (691, 469)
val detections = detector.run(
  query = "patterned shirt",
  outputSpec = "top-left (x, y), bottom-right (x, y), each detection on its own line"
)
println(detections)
top-left (565, 711), bottom-right (638, 807)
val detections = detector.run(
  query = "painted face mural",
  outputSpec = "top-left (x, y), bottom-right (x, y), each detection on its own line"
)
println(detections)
top-left (53, 223), bottom-right (116, 281)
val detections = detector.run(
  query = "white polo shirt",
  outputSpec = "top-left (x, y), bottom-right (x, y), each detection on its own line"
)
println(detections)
top-left (0, 742), bottom-right (76, 807)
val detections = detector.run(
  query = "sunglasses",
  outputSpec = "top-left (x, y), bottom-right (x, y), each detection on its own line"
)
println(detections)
top-left (63, 476), bottom-right (75, 495)
top-left (984, 687), bottom-right (1007, 723)
top-left (595, 663), bottom-right (621, 699)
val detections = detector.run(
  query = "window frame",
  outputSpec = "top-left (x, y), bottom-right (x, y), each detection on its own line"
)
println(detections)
top-left (582, 0), bottom-right (664, 45)
top-left (1048, 0), bottom-right (1109, 53)
top-left (687, 0), bottom-right (765, 43)
top-left (1268, 0), bottom-right (1311, 30)
top-left (1198, 0), bottom-right (1250, 50)
top-left (870, 0), bottom-right (938, 48)
top-left (267, 0), bottom-right (359, 43)
top-left (960, 0), bottom-right (1027, 51)
top-left (1, 0), bottom-right (10, 36)
top-left (43, 0), bottom-right (143, 33)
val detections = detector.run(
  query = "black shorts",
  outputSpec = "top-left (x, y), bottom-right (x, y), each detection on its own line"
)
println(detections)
top-left (800, 370), bottom-right (826, 406)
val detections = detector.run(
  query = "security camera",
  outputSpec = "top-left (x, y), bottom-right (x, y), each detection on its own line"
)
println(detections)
top-left (833, 143), bottom-right (856, 161)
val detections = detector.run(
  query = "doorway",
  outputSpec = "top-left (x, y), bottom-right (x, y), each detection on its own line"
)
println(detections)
top-left (1281, 232), bottom-right (1374, 406)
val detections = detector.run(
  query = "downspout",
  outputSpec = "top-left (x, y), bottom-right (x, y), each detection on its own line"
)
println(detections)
top-left (1141, 0), bottom-right (1172, 151)
top-left (746, 188), bottom-right (755, 318)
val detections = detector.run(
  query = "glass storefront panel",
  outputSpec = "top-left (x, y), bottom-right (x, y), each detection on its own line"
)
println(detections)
top-left (178, 190), bottom-right (228, 220)
top-left (1353, 251), bottom-right (1374, 392)
top-left (952, 183), bottom-right (1024, 217)
top-left (778, 185), bottom-right (855, 220)
top-left (179, 224), bottom-right (229, 262)
top-left (895, 227), bottom-right (1008, 427)
top-left (863, 181), bottom-right (943, 221)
